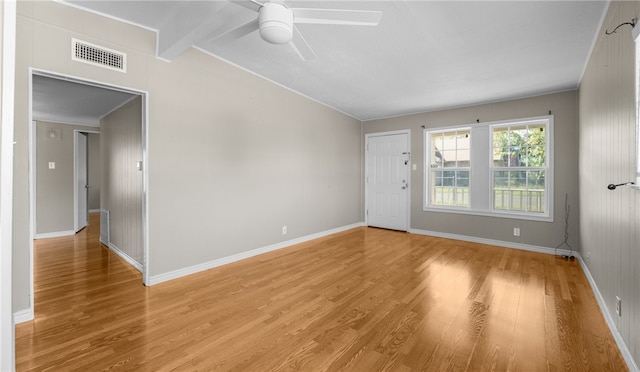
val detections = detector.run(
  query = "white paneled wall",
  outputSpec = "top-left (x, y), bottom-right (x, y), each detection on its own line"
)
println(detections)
top-left (579, 1), bottom-right (640, 367)
top-left (100, 96), bottom-right (143, 266)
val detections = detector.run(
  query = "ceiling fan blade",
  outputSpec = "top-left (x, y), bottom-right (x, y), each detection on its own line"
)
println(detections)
top-left (213, 18), bottom-right (260, 43)
top-left (229, 0), bottom-right (264, 13)
top-left (291, 8), bottom-right (382, 26)
top-left (289, 26), bottom-right (316, 61)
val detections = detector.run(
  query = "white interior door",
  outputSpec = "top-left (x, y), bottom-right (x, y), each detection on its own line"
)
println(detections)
top-left (366, 132), bottom-right (410, 231)
top-left (74, 131), bottom-right (88, 232)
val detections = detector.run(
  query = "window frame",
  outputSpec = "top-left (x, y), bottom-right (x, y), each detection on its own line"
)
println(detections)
top-left (490, 119), bottom-right (551, 217)
top-left (424, 115), bottom-right (554, 222)
top-left (425, 127), bottom-right (472, 209)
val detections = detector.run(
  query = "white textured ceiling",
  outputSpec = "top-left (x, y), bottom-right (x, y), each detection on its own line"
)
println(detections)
top-left (57, 0), bottom-right (608, 121)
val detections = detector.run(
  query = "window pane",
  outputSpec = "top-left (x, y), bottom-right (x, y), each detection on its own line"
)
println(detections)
top-left (510, 125), bottom-right (528, 141)
top-left (528, 170), bottom-right (545, 189)
top-left (431, 170), bottom-right (469, 207)
top-left (493, 123), bottom-right (547, 169)
top-left (455, 132), bottom-right (470, 167)
top-left (493, 147), bottom-right (509, 166)
top-left (440, 132), bottom-right (456, 150)
top-left (494, 189), bottom-right (509, 210)
top-left (526, 145), bottom-right (546, 167)
top-left (431, 149), bottom-right (442, 168)
top-left (455, 171), bottom-right (469, 187)
top-left (492, 170), bottom-right (546, 213)
top-left (493, 127), bottom-right (509, 146)
top-left (431, 130), bottom-right (471, 167)
top-left (431, 135), bottom-right (443, 167)
top-left (508, 151), bottom-right (522, 167)
top-left (527, 190), bottom-right (545, 212)
top-left (441, 150), bottom-right (457, 167)
top-left (493, 170), bottom-right (510, 211)
top-left (433, 171), bottom-right (443, 186)
top-left (494, 170), bottom-right (509, 187)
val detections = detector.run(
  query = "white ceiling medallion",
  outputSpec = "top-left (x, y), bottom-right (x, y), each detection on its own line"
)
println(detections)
top-left (71, 38), bottom-right (127, 73)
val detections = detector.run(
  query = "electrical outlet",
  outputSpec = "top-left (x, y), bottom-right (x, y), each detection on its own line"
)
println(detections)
top-left (513, 227), bottom-right (520, 237)
top-left (282, 225), bottom-right (287, 235)
top-left (585, 252), bottom-right (591, 263)
top-left (616, 296), bottom-right (622, 316)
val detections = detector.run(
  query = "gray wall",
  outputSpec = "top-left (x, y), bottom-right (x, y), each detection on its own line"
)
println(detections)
top-left (13, 1), bottom-right (362, 312)
top-left (101, 96), bottom-right (143, 264)
top-left (146, 52), bottom-right (362, 274)
top-left (35, 121), bottom-right (98, 235)
top-left (87, 132), bottom-right (100, 211)
top-left (579, 1), bottom-right (640, 366)
top-left (363, 91), bottom-right (579, 249)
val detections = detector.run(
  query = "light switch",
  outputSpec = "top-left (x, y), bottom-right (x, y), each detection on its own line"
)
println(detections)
top-left (48, 162), bottom-right (56, 169)
top-left (412, 163), bottom-right (417, 171)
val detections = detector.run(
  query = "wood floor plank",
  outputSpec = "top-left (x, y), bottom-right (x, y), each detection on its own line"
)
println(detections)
top-left (15, 214), bottom-right (628, 371)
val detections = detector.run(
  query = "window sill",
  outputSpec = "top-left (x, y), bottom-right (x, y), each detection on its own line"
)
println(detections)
top-left (423, 206), bottom-right (553, 222)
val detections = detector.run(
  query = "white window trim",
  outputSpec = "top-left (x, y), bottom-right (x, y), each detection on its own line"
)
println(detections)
top-left (424, 115), bottom-right (554, 222)
top-left (633, 24), bottom-right (640, 189)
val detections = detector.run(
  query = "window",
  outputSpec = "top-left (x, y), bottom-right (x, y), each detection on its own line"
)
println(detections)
top-left (425, 116), bottom-right (553, 221)
top-left (427, 129), bottom-right (471, 207)
top-left (491, 122), bottom-right (547, 214)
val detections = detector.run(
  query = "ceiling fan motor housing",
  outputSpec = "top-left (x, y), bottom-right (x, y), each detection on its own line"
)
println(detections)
top-left (259, 3), bottom-right (294, 44)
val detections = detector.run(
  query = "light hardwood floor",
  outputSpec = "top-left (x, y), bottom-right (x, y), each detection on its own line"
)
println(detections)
top-left (16, 213), bottom-right (627, 371)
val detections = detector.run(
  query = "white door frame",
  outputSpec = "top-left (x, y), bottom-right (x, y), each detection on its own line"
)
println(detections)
top-left (1, 1), bottom-right (17, 369)
top-left (364, 129), bottom-right (411, 231)
top-left (74, 130), bottom-right (99, 232)
top-left (28, 69), bottom-right (151, 321)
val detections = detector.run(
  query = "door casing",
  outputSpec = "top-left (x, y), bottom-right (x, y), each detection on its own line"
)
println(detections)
top-left (28, 69), bottom-right (151, 326)
top-left (74, 130), bottom-right (99, 232)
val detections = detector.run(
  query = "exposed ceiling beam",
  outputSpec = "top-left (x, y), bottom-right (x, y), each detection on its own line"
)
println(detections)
top-left (156, 1), bottom-right (233, 61)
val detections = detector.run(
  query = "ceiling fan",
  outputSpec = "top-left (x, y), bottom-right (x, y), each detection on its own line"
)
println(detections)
top-left (214, 0), bottom-right (383, 61)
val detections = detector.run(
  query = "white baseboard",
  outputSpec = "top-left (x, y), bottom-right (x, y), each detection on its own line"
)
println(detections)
top-left (577, 256), bottom-right (639, 372)
top-left (106, 242), bottom-right (143, 272)
top-left (34, 230), bottom-right (75, 239)
top-left (13, 308), bottom-right (33, 324)
top-left (148, 222), bottom-right (365, 286)
top-left (408, 228), bottom-right (575, 257)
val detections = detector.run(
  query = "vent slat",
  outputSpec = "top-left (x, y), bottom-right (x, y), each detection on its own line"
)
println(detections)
top-left (71, 38), bottom-right (127, 73)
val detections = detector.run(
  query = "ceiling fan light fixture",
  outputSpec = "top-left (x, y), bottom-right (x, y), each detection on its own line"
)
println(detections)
top-left (259, 3), bottom-right (294, 44)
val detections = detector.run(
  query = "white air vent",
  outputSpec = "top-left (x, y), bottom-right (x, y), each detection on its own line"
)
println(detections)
top-left (72, 38), bottom-right (126, 73)
top-left (100, 209), bottom-right (110, 246)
